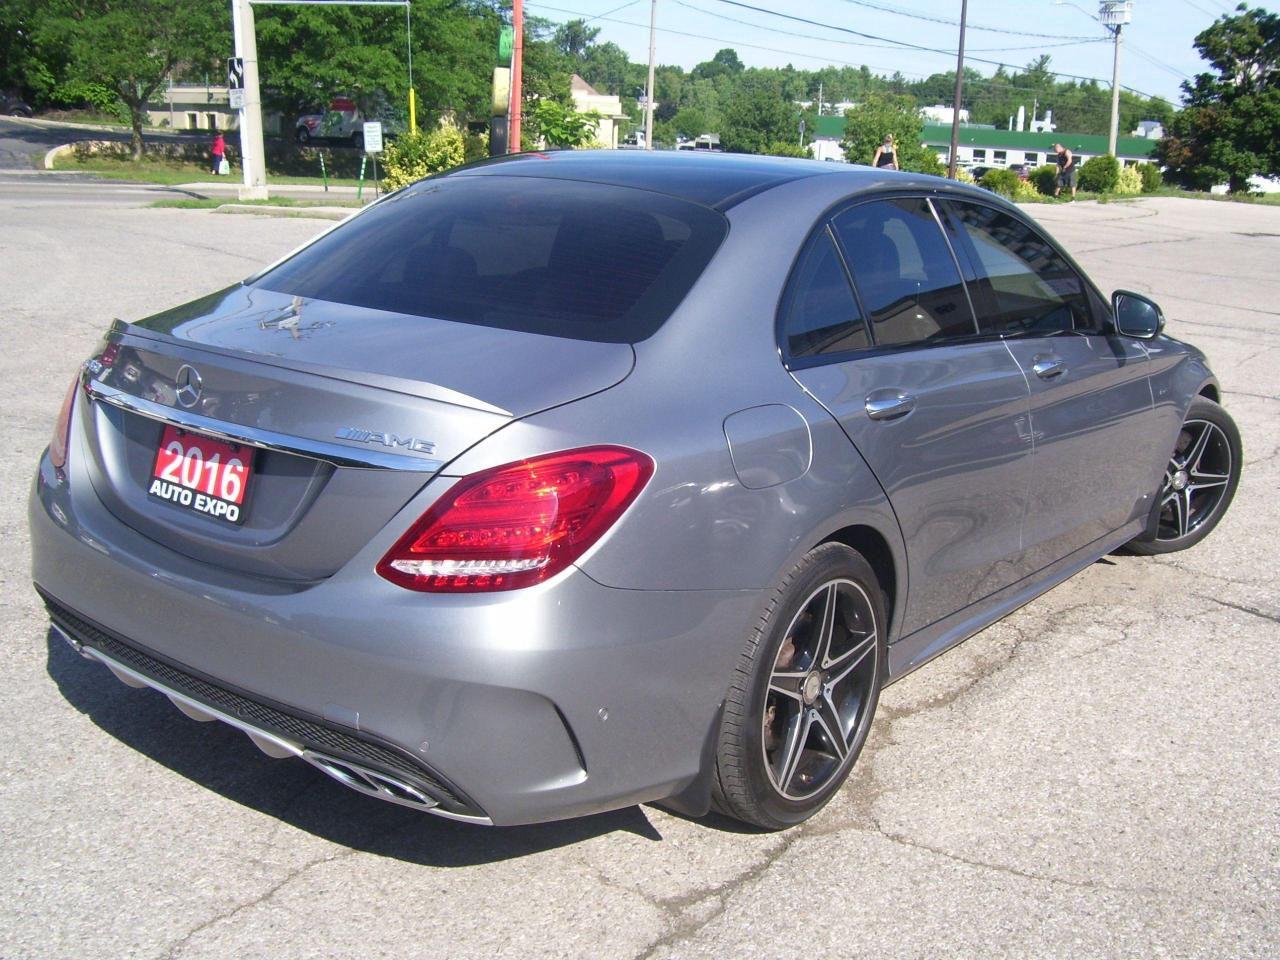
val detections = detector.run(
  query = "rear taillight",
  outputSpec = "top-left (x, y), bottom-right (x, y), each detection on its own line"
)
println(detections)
top-left (377, 445), bottom-right (654, 593)
top-left (48, 373), bottom-right (81, 472)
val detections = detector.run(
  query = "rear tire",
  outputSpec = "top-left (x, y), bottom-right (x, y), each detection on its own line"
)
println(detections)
top-left (295, 127), bottom-right (311, 144)
top-left (712, 543), bottom-right (886, 830)
top-left (1128, 396), bottom-right (1241, 555)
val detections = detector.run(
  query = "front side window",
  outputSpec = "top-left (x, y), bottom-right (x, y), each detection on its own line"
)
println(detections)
top-left (779, 229), bottom-right (868, 359)
top-left (832, 198), bottom-right (976, 348)
top-left (941, 200), bottom-right (1094, 336)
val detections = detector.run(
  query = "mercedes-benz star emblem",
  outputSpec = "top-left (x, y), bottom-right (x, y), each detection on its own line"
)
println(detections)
top-left (174, 364), bottom-right (203, 409)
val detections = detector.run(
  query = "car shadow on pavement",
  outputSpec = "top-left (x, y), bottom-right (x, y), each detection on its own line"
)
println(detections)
top-left (45, 630), bottom-right (667, 864)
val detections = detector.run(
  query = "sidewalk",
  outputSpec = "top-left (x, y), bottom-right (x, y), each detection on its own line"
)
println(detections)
top-left (177, 181), bottom-right (369, 199)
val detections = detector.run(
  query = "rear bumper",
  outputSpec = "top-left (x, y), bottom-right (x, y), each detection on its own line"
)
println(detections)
top-left (30, 450), bottom-right (758, 825)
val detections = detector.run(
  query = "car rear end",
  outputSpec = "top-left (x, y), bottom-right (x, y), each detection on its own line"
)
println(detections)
top-left (29, 168), bottom-right (745, 825)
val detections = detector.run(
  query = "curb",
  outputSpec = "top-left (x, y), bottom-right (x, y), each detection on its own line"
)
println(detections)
top-left (215, 204), bottom-right (354, 221)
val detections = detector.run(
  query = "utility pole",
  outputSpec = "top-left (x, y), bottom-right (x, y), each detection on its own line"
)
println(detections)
top-left (231, 0), bottom-right (268, 199)
top-left (644, 0), bottom-right (657, 150)
top-left (947, 0), bottom-right (968, 179)
top-left (510, 0), bottom-right (523, 152)
top-left (1100, 1), bottom-right (1132, 157)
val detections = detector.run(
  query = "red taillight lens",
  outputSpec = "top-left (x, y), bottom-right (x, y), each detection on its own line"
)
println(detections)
top-left (377, 445), bottom-right (654, 593)
top-left (48, 373), bottom-right (80, 472)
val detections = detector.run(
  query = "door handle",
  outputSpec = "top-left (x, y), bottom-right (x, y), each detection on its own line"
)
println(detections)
top-left (864, 391), bottom-right (917, 421)
top-left (1032, 358), bottom-right (1067, 380)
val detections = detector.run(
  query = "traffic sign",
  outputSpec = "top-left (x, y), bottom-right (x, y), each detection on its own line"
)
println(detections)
top-left (363, 121), bottom-right (384, 154)
top-left (228, 89), bottom-right (245, 110)
top-left (227, 57), bottom-right (244, 90)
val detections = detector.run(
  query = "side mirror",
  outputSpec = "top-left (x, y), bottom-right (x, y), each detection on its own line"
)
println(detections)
top-left (1112, 290), bottom-right (1165, 339)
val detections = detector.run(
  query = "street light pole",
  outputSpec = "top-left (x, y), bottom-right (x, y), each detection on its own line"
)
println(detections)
top-left (1098, 1), bottom-right (1132, 157)
top-left (231, 0), bottom-right (268, 199)
top-left (510, 0), bottom-right (523, 152)
top-left (1107, 21), bottom-right (1123, 156)
top-left (644, 0), bottom-right (657, 150)
top-left (948, 0), bottom-right (968, 179)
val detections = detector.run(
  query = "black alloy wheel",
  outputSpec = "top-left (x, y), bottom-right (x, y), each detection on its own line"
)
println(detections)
top-left (1129, 396), bottom-right (1241, 554)
top-left (713, 543), bottom-right (885, 829)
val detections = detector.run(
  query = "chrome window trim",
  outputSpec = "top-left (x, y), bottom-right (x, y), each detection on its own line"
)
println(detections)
top-left (85, 378), bottom-right (444, 473)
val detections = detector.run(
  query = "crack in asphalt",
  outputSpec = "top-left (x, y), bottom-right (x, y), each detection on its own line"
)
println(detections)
top-left (1196, 595), bottom-right (1280, 626)
top-left (159, 848), bottom-right (356, 960)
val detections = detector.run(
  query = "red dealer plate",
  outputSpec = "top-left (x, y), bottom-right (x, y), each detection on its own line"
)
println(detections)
top-left (149, 425), bottom-right (255, 525)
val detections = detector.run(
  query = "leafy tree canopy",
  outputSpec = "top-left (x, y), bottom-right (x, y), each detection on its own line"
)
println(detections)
top-left (35, 0), bottom-right (227, 157)
top-left (1157, 5), bottom-right (1280, 191)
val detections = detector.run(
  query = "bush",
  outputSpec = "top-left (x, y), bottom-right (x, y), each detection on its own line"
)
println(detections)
top-left (904, 150), bottom-right (946, 177)
top-left (1078, 154), bottom-right (1120, 193)
top-left (1030, 163), bottom-right (1059, 195)
top-left (953, 166), bottom-right (976, 184)
top-left (1137, 162), bottom-right (1163, 193)
top-left (765, 140), bottom-right (809, 158)
top-left (381, 124), bottom-right (466, 190)
top-left (1115, 164), bottom-right (1143, 195)
top-left (981, 167), bottom-right (1041, 201)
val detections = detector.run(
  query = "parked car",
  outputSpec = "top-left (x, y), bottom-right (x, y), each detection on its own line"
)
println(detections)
top-left (1008, 163), bottom-right (1031, 181)
top-left (31, 152), bottom-right (1240, 829)
top-left (3, 93), bottom-right (33, 117)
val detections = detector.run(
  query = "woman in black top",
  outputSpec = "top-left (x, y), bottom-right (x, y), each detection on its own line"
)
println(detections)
top-left (872, 134), bottom-right (898, 170)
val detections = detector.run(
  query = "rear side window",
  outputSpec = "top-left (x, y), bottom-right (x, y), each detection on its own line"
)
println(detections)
top-left (941, 201), bottom-right (1093, 336)
top-left (779, 229), bottom-right (868, 359)
top-left (254, 176), bottom-right (727, 343)
top-left (832, 198), bottom-right (976, 348)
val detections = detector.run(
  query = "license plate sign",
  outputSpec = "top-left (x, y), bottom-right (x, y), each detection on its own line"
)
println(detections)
top-left (150, 425), bottom-right (254, 524)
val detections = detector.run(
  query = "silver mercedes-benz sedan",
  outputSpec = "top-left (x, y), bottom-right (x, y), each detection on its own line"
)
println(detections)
top-left (30, 151), bottom-right (1240, 829)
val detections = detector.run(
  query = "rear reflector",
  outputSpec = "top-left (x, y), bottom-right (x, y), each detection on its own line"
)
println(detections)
top-left (377, 446), bottom-right (653, 592)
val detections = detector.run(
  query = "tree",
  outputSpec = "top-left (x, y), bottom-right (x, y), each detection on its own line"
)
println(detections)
top-left (527, 98), bottom-right (602, 147)
top-left (841, 92), bottom-right (937, 172)
top-left (553, 18), bottom-right (599, 58)
top-left (1157, 6), bottom-right (1280, 192)
top-left (36, 0), bottom-right (227, 157)
top-left (720, 74), bottom-right (797, 154)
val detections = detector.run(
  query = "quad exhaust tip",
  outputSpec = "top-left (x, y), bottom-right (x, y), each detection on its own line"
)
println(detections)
top-left (50, 623), bottom-right (490, 824)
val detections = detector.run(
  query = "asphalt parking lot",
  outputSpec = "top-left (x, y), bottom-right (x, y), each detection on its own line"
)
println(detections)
top-left (1, 185), bottom-right (1276, 959)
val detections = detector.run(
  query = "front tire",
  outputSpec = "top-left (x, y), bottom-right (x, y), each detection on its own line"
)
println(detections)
top-left (712, 543), bottom-right (886, 830)
top-left (1128, 395), bottom-right (1241, 554)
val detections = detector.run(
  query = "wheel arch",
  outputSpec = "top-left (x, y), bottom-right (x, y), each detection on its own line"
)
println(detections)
top-left (818, 522), bottom-right (902, 645)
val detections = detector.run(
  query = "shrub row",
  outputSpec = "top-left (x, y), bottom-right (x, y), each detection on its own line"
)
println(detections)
top-left (979, 155), bottom-right (1163, 201)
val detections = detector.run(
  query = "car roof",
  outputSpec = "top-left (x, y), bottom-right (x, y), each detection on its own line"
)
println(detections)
top-left (443, 149), bottom-right (971, 211)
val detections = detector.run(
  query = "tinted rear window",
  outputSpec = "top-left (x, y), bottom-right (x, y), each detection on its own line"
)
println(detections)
top-left (254, 176), bottom-right (728, 343)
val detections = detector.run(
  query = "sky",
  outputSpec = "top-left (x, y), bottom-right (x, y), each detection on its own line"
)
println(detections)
top-left (520, 0), bottom-right (1251, 105)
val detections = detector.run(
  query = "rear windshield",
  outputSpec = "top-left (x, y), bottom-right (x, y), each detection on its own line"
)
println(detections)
top-left (254, 175), bottom-right (728, 343)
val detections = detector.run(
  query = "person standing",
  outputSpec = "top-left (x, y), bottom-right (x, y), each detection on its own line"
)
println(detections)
top-left (1054, 143), bottom-right (1077, 200)
top-left (211, 132), bottom-right (226, 175)
top-left (872, 134), bottom-right (898, 171)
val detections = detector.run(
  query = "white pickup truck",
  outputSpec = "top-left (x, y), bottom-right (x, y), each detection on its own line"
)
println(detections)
top-left (295, 96), bottom-right (403, 147)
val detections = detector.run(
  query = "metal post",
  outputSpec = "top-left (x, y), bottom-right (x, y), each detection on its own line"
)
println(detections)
top-left (509, 0), bottom-right (523, 152)
top-left (948, 0), bottom-right (968, 179)
top-left (644, 0), bottom-right (657, 150)
top-left (405, 1), bottom-right (416, 135)
top-left (231, 0), bottom-right (268, 199)
top-left (1108, 23), bottom-right (1123, 157)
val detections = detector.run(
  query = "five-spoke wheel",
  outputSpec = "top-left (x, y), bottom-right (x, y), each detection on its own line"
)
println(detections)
top-left (713, 543), bottom-right (885, 829)
top-left (1129, 395), bottom-right (1241, 554)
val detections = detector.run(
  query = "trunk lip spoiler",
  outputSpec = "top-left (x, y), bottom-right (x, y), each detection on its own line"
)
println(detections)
top-left (109, 319), bottom-right (514, 417)
top-left (86, 377), bottom-right (443, 473)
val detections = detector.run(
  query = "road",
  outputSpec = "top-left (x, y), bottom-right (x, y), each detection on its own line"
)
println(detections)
top-left (1, 177), bottom-right (1276, 960)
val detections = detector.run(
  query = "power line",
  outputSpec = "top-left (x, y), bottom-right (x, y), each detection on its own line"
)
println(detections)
top-left (674, 0), bottom-right (1109, 54)
top-left (704, 0), bottom-right (1163, 97)
top-left (529, 0), bottom-right (1165, 104)
top-left (832, 0), bottom-right (1105, 41)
